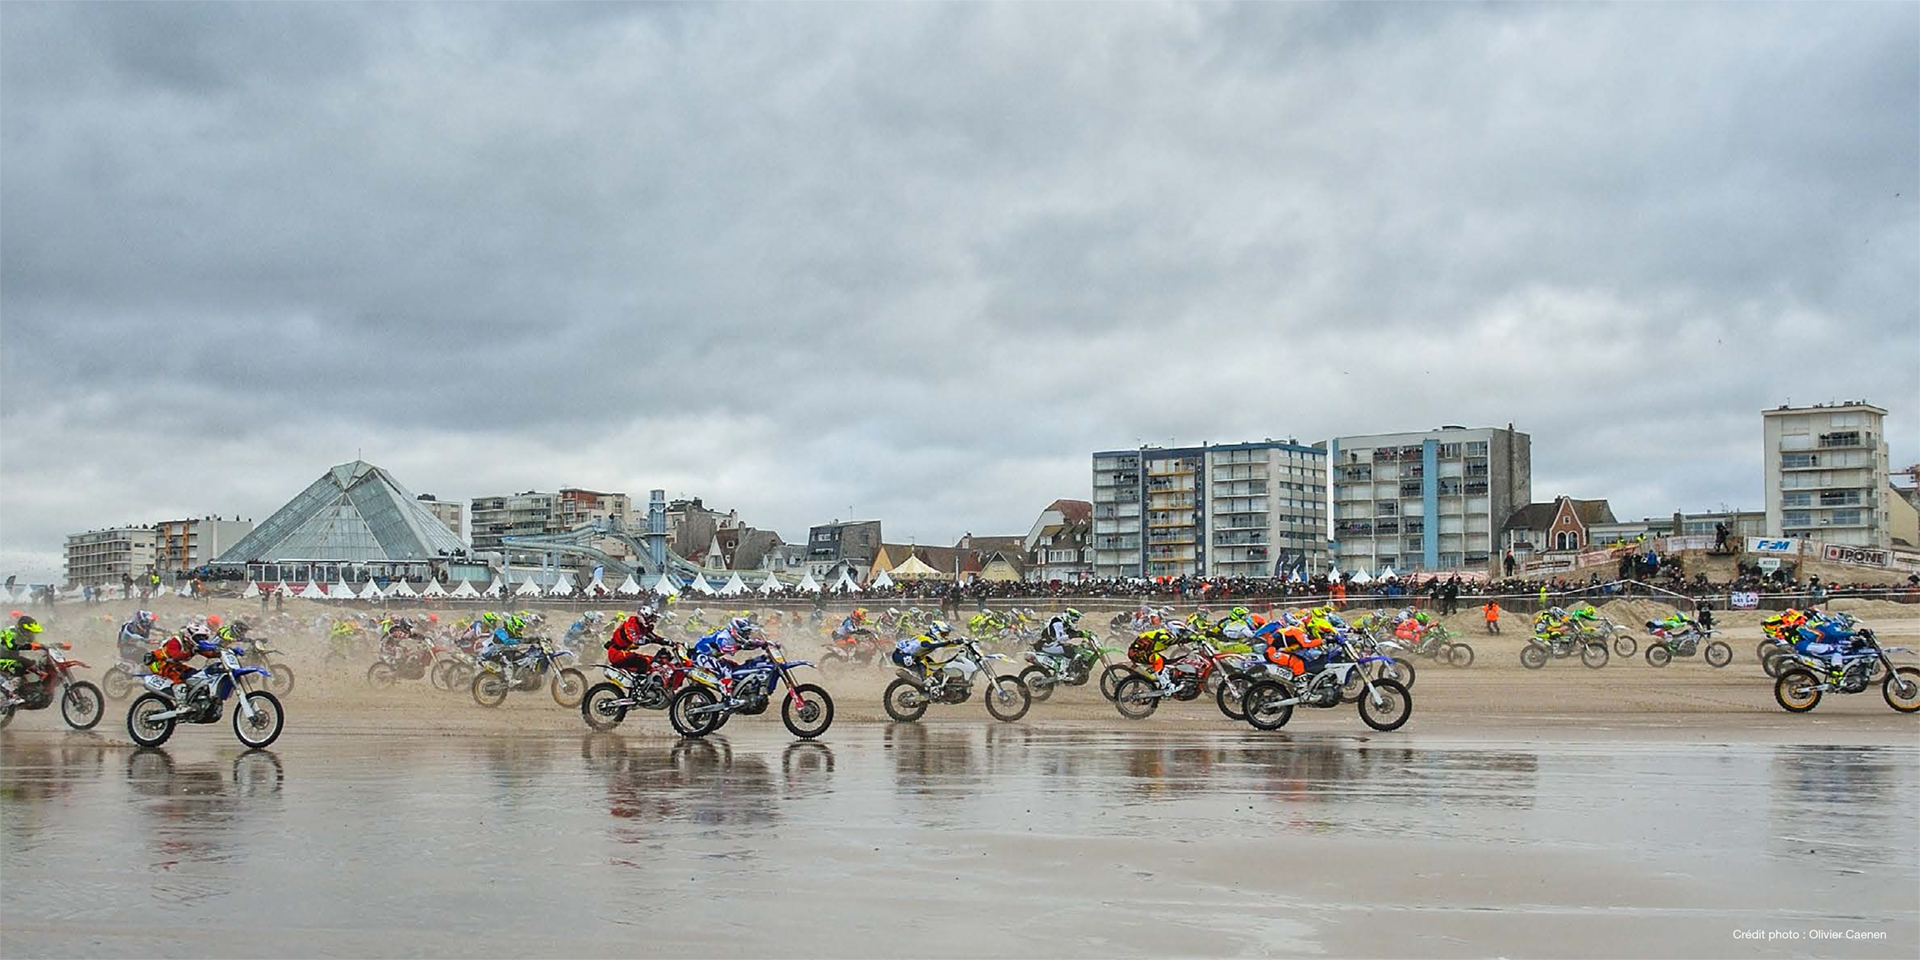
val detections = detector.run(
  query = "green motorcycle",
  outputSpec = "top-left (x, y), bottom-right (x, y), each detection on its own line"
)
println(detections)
top-left (1019, 640), bottom-right (1131, 702)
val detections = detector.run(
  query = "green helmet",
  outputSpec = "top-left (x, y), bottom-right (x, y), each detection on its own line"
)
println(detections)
top-left (481, 612), bottom-right (500, 625)
top-left (1414, 612), bottom-right (1430, 625)
top-left (1230, 606), bottom-right (1250, 620)
top-left (1063, 608), bottom-right (1082, 623)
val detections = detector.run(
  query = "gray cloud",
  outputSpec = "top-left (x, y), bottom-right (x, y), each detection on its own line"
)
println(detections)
top-left (3, 1), bottom-right (1915, 578)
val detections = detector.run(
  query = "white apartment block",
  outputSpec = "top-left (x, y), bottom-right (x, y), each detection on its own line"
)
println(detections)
top-left (1092, 440), bottom-right (1328, 579)
top-left (1330, 425), bottom-right (1531, 574)
top-left (64, 526), bottom-right (159, 586)
top-left (1763, 401), bottom-right (1894, 548)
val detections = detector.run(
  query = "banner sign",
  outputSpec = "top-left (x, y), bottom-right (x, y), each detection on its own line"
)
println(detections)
top-left (1729, 591), bottom-right (1760, 610)
top-left (1525, 557), bottom-right (1574, 573)
top-left (1891, 551), bottom-right (1920, 574)
top-left (1577, 549), bottom-right (1613, 568)
top-left (1823, 544), bottom-right (1889, 568)
top-left (1758, 557), bottom-right (1781, 572)
top-left (1666, 536), bottom-right (1713, 552)
top-left (1746, 537), bottom-right (1801, 555)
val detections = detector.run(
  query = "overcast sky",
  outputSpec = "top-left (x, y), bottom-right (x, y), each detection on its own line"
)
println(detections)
top-left (2, 2), bottom-right (1916, 579)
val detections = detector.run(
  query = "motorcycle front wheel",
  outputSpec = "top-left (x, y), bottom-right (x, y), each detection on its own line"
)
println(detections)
top-left (1581, 643), bottom-right (1610, 669)
top-left (551, 668), bottom-right (588, 708)
top-left (127, 693), bottom-right (177, 747)
top-left (102, 666), bottom-right (136, 701)
top-left (1099, 664), bottom-right (1132, 702)
top-left (781, 683), bottom-right (835, 739)
top-left (266, 662), bottom-right (295, 697)
top-left (1447, 643), bottom-right (1475, 668)
top-left (61, 681), bottom-right (104, 731)
top-left (983, 675), bottom-right (1031, 723)
top-left (1883, 667), bottom-right (1920, 713)
top-left (233, 691), bottom-right (285, 749)
top-left (882, 678), bottom-right (928, 723)
top-left (1358, 679), bottom-right (1413, 732)
top-left (1704, 642), bottom-right (1733, 669)
top-left (1111, 676), bottom-right (1159, 720)
top-left (1613, 635), bottom-right (1637, 658)
top-left (1215, 674), bottom-right (1249, 721)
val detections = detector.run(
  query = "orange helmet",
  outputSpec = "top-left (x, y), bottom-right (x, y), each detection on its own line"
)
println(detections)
top-left (207, 614), bottom-right (223, 627)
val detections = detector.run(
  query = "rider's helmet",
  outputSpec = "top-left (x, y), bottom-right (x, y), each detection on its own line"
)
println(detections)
top-left (852, 608), bottom-right (868, 621)
top-left (505, 614), bottom-right (526, 634)
top-left (481, 611), bottom-right (500, 626)
top-left (729, 616), bottom-right (754, 639)
top-left (427, 614), bottom-right (439, 624)
top-left (15, 613), bottom-right (41, 634)
top-left (1230, 606), bottom-right (1250, 620)
top-left (134, 610), bottom-right (156, 631)
top-left (1414, 612), bottom-right (1430, 625)
top-left (637, 606), bottom-right (660, 629)
top-left (227, 621), bottom-right (250, 638)
top-left (1063, 608), bottom-right (1083, 624)
top-left (207, 614), bottom-right (223, 628)
top-left (583, 611), bottom-right (603, 624)
top-left (927, 620), bottom-right (952, 638)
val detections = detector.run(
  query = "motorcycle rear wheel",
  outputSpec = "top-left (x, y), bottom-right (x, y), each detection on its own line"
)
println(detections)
top-left (1242, 679), bottom-right (1294, 731)
top-left (1774, 670), bottom-right (1821, 713)
top-left (882, 678), bottom-right (928, 723)
top-left (668, 687), bottom-right (721, 738)
top-left (471, 672), bottom-right (509, 708)
top-left (367, 662), bottom-right (397, 689)
top-left (1019, 666), bottom-right (1055, 703)
top-left (1519, 644), bottom-right (1548, 670)
top-left (102, 666), bottom-right (135, 701)
top-left (581, 682), bottom-right (628, 731)
top-left (127, 693), bottom-right (176, 747)
top-left (1884, 667), bottom-right (1920, 713)
top-left (1111, 676), bottom-right (1158, 720)
top-left (61, 681), bottom-right (104, 731)
top-left (1646, 645), bottom-right (1672, 668)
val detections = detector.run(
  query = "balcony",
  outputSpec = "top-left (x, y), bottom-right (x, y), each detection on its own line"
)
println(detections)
top-left (1399, 482), bottom-right (1422, 498)
top-left (1818, 431), bottom-right (1873, 449)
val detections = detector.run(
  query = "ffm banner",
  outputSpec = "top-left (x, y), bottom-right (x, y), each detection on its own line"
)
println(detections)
top-left (1746, 537), bottom-right (1802, 555)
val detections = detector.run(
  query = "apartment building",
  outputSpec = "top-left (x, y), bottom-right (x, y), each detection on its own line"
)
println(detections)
top-left (469, 487), bottom-right (630, 554)
top-left (64, 526), bottom-right (159, 586)
top-left (1763, 401), bottom-right (1895, 548)
top-left (1092, 440), bottom-right (1327, 579)
top-left (1330, 425), bottom-right (1531, 574)
top-left (153, 516), bottom-right (256, 575)
top-left (414, 495), bottom-right (465, 541)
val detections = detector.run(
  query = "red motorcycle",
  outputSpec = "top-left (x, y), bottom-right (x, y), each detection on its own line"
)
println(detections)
top-left (1, 643), bottom-right (105, 730)
top-left (367, 632), bottom-right (436, 688)
top-left (581, 645), bottom-right (695, 730)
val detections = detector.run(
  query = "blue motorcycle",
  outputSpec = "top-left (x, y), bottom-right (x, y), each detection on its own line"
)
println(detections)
top-left (126, 642), bottom-right (285, 748)
top-left (471, 638), bottom-right (587, 708)
top-left (667, 641), bottom-right (834, 740)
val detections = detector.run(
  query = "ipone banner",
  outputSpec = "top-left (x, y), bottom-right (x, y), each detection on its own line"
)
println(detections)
top-left (1823, 544), bottom-right (1889, 568)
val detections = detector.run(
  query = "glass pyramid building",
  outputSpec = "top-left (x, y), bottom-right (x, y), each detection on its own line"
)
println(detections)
top-left (214, 461), bottom-right (468, 565)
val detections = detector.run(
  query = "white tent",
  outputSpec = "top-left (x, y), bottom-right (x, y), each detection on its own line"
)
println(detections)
top-left (276, 581), bottom-right (297, 596)
top-left (718, 572), bottom-right (748, 596)
top-left (359, 580), bottom-right (385, 600)
top-left (616, 574), bottom-right (643, 596)
top-left (483, 578), bottom-right (506, 598)
top-left (389, 579), bottom-right (419, 598)
top-left (334, 578), bottom-right (356, 600)
top-left (794, 572), bottom-right (821, 593)
top-left (1380, 567), bottom-right (1398, 581)
top-left (515, 578), bottom-right (544, 597)
top-left (548, 575), bottom-right (575, 597)
top-left (758, 572), bottom-right (784, 595)
top-left (450, 579), bottom-right (482, 599)
top-left (421, 579), bottom-right (448, 597)
top-left (651, 573), bottom-right (681, 597)
top-left (830, 570), bottom-right (861, 593)
top-left (242, 582), bottom-right (261, 598)
top-left (687, 574), bottom-right (717, 595)
top-left (1351, 568), bottom-right (1374, 585)
top-left (299, 581), bottom-right (327, 600)
top-left (869, 570), bottom-right (895, 589)
top-left (1330, 566), bottom-right (1343, 582)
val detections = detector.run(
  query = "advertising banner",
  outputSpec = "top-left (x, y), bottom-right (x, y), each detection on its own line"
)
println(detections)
top-left (1823, 544), bottom-right (1889, 568)
top-left (1729, 591), bottom-right (1760, 610)
top-left (1746, 537), bottom-right (1802, 555)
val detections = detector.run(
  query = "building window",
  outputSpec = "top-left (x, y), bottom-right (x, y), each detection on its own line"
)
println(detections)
top-left (1781, 492), bottom-right (1811, 507)
top-left (1782, 511), bottom-right (1812, 528)
top-left (1781, 452), bottom-right (1817, 469)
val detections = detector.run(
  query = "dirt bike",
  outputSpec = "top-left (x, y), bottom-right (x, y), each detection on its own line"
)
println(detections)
top-left (1019, 639), bottom-right (1129, 703)
top-left (1346, 631), bottom-right (1419, 690)
top-left (236, 636), bottom-right (295, 696)
top-left (1, 644), bottom-right (104, 731)
top-left (101, 657), bottom-right (149, 701)
top-left (667, 641), bottom-right (833, 740)
top-left (817, 631), bottom-right (890, 675)
top-left (1774, 631), bottom-right (1919, 714)
top-left (471, 639), bottom-right (586, 708)
top-left (125, 644), bottom-right (284, 748)
top-left (1577, 618), bottom-right (1636, 657)
top-left (1240, 636), bottom-right (1414, 732)
top-left (1397, 623), bottom-right (1474, 668)
top-left (367, 635), bottom-right (439, 688)
top-left (1642, 625), bottom-right (1733, 668)
top-left (1519, 630), bottom-right (1609, 670)
top-left (882, 638), bottom-right (1030, 723)
top-left (1111, 637), bottom-right (1240, 720)
top-left (581, 646), bottom-right (694, 730)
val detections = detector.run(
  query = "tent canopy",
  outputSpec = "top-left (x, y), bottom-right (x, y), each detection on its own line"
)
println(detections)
top-left (718, 573), bottom-right (749, 596)
top-left (758, 572), bottom-right (784, 595)
top-left (794, 572), bottom-right (821, 593)
top-left (450, 579), bottom-right (482, 599)
top-left (421, 579), bottom-right (448, 597)
top-left (888, 554), bottom-right (943, 580)
top-left (869, 570), bottom-right (895, 589)
top-left (616, 574), bottom-right (643, 596)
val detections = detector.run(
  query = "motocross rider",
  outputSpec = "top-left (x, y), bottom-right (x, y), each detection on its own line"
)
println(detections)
top-left (605, 607), bottom-right (674, 673)
top-left (1127, 622), bottom-right (1194, 694)
top-left (693, 617), bottom-right (765, 670)
top-left (1036, 608), bottom-right (1091, 659)
top-left (1, 614), bottom-right (50, 697)
top-left (148, 623), bottom-right (221, 702)
top-left (832, 608), bottom-right (872, 644)
top-left (118, 609), bottom-right (159, 662)
top-left (893, 620), bottom-right (960, 683)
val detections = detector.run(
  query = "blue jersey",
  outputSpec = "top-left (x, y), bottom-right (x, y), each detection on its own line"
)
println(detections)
top-left (693, 628), bottom-right (735, 660)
